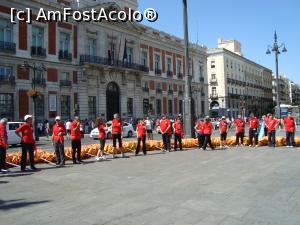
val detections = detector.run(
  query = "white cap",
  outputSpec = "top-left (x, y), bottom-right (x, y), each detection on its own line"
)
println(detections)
top-left (55, 116), bottom-right (61, 121)
top-left (24, 115), bottom-right (33, 121)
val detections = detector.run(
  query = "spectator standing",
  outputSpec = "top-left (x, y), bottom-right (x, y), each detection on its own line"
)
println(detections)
top-left (219, 116), bottom-right (229, 148)
top-left (202, 116), bottom-right (215, 151)
top-left (111, 114), bottom-right (125, 158)
top-left (52, 116), bottom-right (66, 167)
top-left (0, 118), bottom-right (8, 173)
top-left (135, 120), bottom-right (147, 155)
top-left (195, 118), bottom-right (205, 149)
top-left (248, 113), bottom-right (259, 147)
top-left (173, 117), bottom-right (183, 151)
top-left (234, 115), bottom-right (246, 147)
top-left (160, 115), bottom-right (171, 152)
top-left (283, 113), bottom-right (296, 148)
top-left (95, 118), bottom-right (107, 161)
top-left (71, 116), bottom-right (84, 164)
top-left (265, 114), bottom-right (280, 147)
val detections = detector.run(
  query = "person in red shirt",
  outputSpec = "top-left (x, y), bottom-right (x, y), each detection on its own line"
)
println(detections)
top-left (95, 117), bottom-right (107, 161)
top-left (202, 116), bottom-right (215, 150)
top-left (135, 119), bottom-right (147, 155)
top-left (70, 116), bottom-right (83, 164)
top-left (52, 116), bottom-right (66, 167)
top-left (194, 118), bottom-right (205, 149)
top-left (0, 118), bottom-right (8, 173)
top-left (111, 113), bottom-right (125, 158)
top-left (248, 113), bottom-right (259, 147)
top-left (283, 113), bottom-right (296, 147)
top-left (219, 116), bottom-right (228, 148)
top-left (160, 115), bottom-right (171, 152)
top-left (15, 115), bottom-right (37, 172)
top-left (173, 117), bottom-right (183, 151)
top-left (234, 115), bottom-right (245, 147)
top-left (265, 114), bottom-right (280, 147)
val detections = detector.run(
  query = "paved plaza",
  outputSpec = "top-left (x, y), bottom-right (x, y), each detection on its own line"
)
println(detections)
top-left (1, 146), bottom-right (300, 225)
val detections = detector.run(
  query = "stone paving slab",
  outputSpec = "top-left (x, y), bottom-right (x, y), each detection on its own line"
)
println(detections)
top-left (1, 146), bottom-right (300, 225)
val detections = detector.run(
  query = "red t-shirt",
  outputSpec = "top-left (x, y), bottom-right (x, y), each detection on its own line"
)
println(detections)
top-left (137, 123), bottom-right (146, 138)
top-left (249, 117), bottom-right (259, 129)
top-left (98, 124), bottom-right (106, 140)
top-left (219, 121), bottom-right (228, 134)
top-left (196, 121), bottom-right (204, 134)
top-left (203, 122), bottom-right (213, 135)
top-left (112, 119), bottom-right (122, 134)
top-left (70, 121), bottom-right (81, 140)
top-left (0, 123), bottom-right (8, 147)
top-left (16, 123), bottom-right (34, 144)
top-left (160, 119), bottom-right (171, 134)
top-left (52, 123), bottom-right (66, 143)
top-left (284, 117), bottom-right (295, 132)
top-left (174, 121), bottom-right (183, 135)
top-left (266, 118), bottom-right (279, 132)
top-left (234, 119), bottom-right (245, 134)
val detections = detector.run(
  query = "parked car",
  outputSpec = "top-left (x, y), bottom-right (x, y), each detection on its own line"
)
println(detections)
top-left (7, 122), bottom-right (23, 146)
top-left (90, 121), bottom-right (135, 139)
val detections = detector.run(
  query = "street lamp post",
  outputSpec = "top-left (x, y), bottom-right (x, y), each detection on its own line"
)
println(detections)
top-left (266, 31), bottom-right (287, 119)
top-left (21, 61), bottom-right (46, 141)
top-left (182, 0), bottom-right (193, 137)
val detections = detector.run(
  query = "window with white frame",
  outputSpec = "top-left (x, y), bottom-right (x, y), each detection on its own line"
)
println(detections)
top-left (0, 66), bottom-right (12, 78)
top-left (141, 50), bottom-right (148, 67)
top-left (176, 59), bottom-right (181, 74)
top-left (61, 72), bottom-right (70, 81)
top-left (167, 57), bottom-right (172, 72)
top-left (154, 54), bottom-right (160, 70)
top-left (127, 47), bottom-right (133, 64)
top-left (0, 18), bottom-right (13, 43)
top-left (88, 38), bottom-right (96, 56)
top-left (211, 60), bottom-right (215, 68)
top-left (59, 32), bottom-right (70, 52)
top-left (32, 26), bottom-right (44, 48)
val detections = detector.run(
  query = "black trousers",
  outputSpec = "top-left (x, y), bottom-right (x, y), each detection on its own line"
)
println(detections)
top-left (162, 133), bottom-right (171, 151)
top-left (264, 127), bottom-right (268, 136)
top-left (21, 143), bottom-right (35, 170)
top-left (203, 134), bottom-right (214, 150)
top-left (136, 135), bottom-right (147, 155)
top-left (268, 130), bottom-right (276, 147)
top-left (112, 133), bottom-right (122, 148)
top-left (174, 133), bottom-right (182, 151)
top-left (286, 132), bottom-right (295, 147)
top-left (54, 141), bottom-right (65, 165)
top-left (0, 146), bottom-right (6, 170)
top-left (249, 128), bottom-right (258, 146)
top-left (99, 138), bottom-right (106, 151)
top-left (236, 132), bottom-right (244, 145)
top-left (197, 133), bottom-right (205, 148)
top-left (71, 139), bottom-right (81, 162)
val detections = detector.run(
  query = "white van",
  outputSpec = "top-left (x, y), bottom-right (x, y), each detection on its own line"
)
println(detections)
top-left (6, 122), bottom-right (23, 146)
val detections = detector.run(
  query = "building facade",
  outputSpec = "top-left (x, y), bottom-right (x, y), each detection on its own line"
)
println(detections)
top-left (272, 75), bottom-right (291, 105)
top-left (290, 82), bottom-right (300, 106)
top-left (0, 0), bottom-right (209, 122)
top-left (207, 39), bottom-right (273, 118)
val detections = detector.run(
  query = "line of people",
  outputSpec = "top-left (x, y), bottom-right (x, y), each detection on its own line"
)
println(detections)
top-left (0, 111), bottom-right (297, 173)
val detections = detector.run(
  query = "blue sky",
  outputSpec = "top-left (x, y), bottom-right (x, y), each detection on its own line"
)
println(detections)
top-left (139, 0), bottom-right (300, 83)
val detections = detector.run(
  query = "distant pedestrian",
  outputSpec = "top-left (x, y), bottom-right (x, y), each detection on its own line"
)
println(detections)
top-left (283, 113), bottom-right (296, 148)
top-left (135, 120), bottom-right (147, 155)
top-left (65, 119), bottom-right (71, 140)
top-left (248, 113), bottom-right (259, 147)
top-left (195, 118), bottom-right (205, 149)
top-left (265, 114), bottom-right (280, 147)
top-left (44, 120), bottom-right (50, 140)
top-left (145, 117), bottom-right (154, 140)
top-left (111, 114), bottom-right (125, 158)
top-left (71, 116), bottom-right (84, 164)
top-left (219, 116), bottom-right (229, 148)
top-left (173, 117), bottom-right (183, 151)
top-left (160, 115), bottom-right (171, 152)
top-left (234, 115), bottom-right (245, 147)
top-left (95, 118), bottom-right (107, 161)
top-left (15, 115), bottom-right (37, 172)
top-left (52, 116), bottom-right (66, 167)
top-left (202, 116), bottom-right (215, 150)
top-left (0, 118), bottom-right (8, 173)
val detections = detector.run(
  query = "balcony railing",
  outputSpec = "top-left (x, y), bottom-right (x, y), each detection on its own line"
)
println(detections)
top-left (60, 80), bottom-right (72, 87)
top-left (168, 90), bottom-right (173, 95)
top-left (156, 88), bottom-right (162, 94)
top-left (155, 68), bottom-right (162, 75)
top-left (59, 50), bottom-right (72, 61)
top-left (210, 78), bottom-right (218, 85)
top-left (80, 55), bottom-right (150, 73)
top-left (167, 71), bottom-right (173, 77)
top-left (143, 87), bottom-right (149, 92)
top-left (210, 94), bottom-right (219, 100)
top-left (0, 41), bottom-right (16, 53)
top-left (31, 46), bottom-right (46, 57)
top-left (0, 75), bottom-right (15, 85)
top-left (177, 73), bottom-right (183, 79)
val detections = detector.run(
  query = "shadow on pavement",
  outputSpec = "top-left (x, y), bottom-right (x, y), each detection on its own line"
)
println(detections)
top-left (0, 172), bottom-right (34, 178)
top-left (0, 181), bottom-right (9, 184)
top-left (0, 199), bottom-right (51, 210)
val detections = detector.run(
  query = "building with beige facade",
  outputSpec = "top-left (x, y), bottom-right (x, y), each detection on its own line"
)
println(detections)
top-left (207, 39), bottom-right (273, 118)
top-left (0, 0), bottom-right (209, 122)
